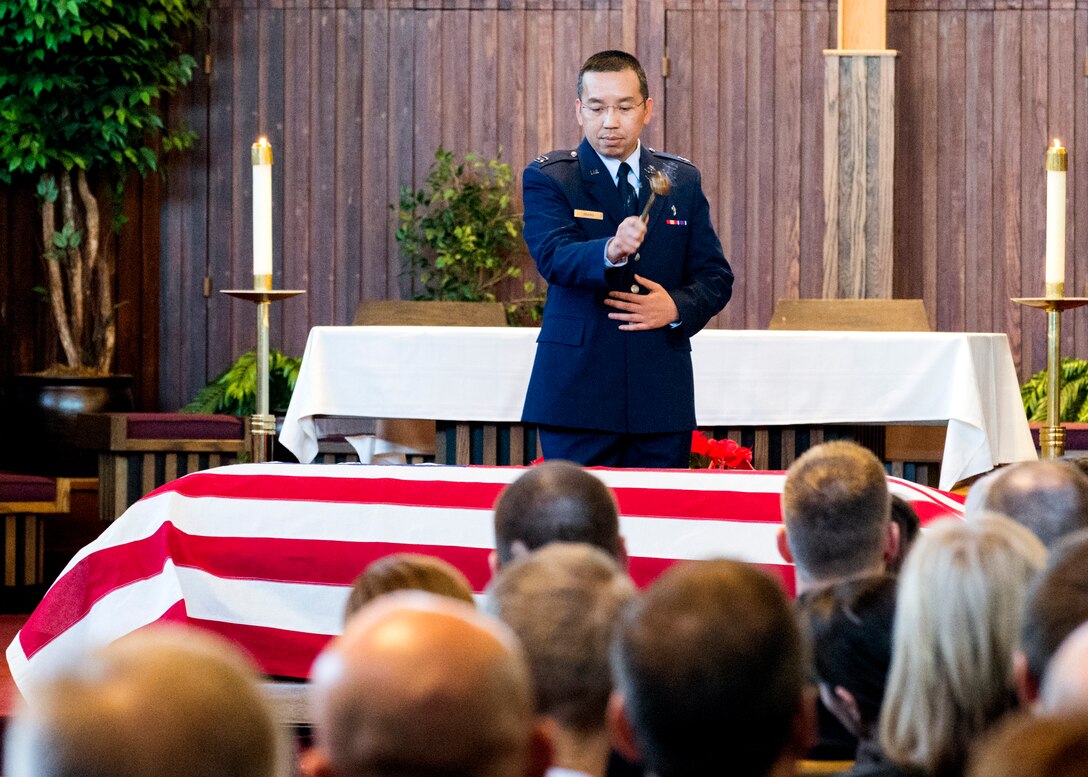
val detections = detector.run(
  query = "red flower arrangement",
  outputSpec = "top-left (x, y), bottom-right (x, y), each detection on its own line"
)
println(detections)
top-left (690, 430), bottom-right (754, 470)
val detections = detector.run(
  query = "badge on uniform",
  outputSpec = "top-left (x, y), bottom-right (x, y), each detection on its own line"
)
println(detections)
top-left (574, 209), bottom-right (604, 220)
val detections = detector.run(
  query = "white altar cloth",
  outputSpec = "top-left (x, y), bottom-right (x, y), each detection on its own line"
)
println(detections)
top-left (280, 327), bottom-right (1037, 490)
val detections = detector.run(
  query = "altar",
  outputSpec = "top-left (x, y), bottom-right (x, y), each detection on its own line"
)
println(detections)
top-left (281, 327), bottom-right (1037, 490)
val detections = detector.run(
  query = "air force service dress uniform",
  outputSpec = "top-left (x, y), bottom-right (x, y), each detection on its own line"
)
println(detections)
top-left (521, 137), bottom-right (734, 456)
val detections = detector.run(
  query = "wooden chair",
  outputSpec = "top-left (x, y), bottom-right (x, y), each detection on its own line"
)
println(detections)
top-left (76, 413), bottom-right (246, 521)
top-left (768, 298), bottom-right (930, 332)
top-left (0, 473), bottom-right (71, 591)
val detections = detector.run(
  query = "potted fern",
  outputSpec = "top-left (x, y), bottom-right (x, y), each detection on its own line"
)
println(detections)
top-left (182, 350), bottom-right (302, 417)
top-left (1021, 358), bottom-right (1088, 422)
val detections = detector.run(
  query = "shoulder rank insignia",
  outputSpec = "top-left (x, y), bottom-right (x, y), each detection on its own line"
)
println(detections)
top-left (533, 150), bottom-right (577, 167)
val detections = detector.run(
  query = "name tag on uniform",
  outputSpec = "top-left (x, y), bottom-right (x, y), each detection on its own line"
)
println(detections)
top-left (574, 209), bottom-right (604, 220)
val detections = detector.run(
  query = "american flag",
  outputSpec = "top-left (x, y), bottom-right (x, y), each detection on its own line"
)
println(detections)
top-left (6, 463), bottom-right (964, 693)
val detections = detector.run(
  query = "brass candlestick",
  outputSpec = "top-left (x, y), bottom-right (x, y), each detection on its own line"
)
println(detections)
top-left (1012, 293), bottom-right (1088, 458)
top-left (222, 287), bottom-right (306, 462)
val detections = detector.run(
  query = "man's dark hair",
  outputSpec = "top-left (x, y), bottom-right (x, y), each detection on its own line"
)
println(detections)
top-left (796, 574), bottom-right (897, 726)
top-left (612, 559), bottom-right (805, 777)
top-left (1020, 529), bottom-right (1088, 683)
top-left (577, 50), bottom-right (649, 101)
top-left (781, 441), bottom-right (891, 583)
top-left (493, 461), bottom-right (621, 566)
top-left (984, 460), bottom-right (1088, 548)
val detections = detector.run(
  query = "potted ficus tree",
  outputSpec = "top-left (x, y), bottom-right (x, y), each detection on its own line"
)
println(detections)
top-left (0, 0), bottom-right (206, 473)
top-left (394, 148), bottom-right (544, 325)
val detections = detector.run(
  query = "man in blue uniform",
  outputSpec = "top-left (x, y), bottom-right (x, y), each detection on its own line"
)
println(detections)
top-left (521, 50), bottom-right (734, 468)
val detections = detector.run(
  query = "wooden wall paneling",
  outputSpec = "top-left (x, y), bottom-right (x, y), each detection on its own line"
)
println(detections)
top-left (497, 5), bottom-right (526, 171)
top-left (936, 11), bottom-right (966, 332)
top-left (799, 3), bottom-right (831, 300)
top-left (636, 0), bottom-right (666, 120)
top-left (690, 5), bottom-right (719, 262)
top-left (1021, 10), bottom-right (1049, 377)
top-left (992, 9), bottom-right (1022, 374)
top-left (362, 7), bottom-right (391, 303)
top-left (1074, 8), bottom-right (1088, 354)
top-left (888, 10), bottom-right (924, 308)
top-left (159, 21), bottom-right (210, 411)
top-left (230, 11), bottom-right (260, 357)
top-left (663, 9), bottom-right (692, 161)
top-left (745, 7), bottom-right (776, 328)
top-left (918, 10), bottom-right (939, 334)
top-left (530, 11), bottom-right (556, 157)
top-left (203, 9), bottom-right (239, 402)
top-left (716, 6), bottom-right (749, 330)
top-left (469, 8), bottom-right (500, 158)
top-left (305, 9), bottom-right (338, 342)
top-left (261, 6), bottom-right (288, 349)
top-left (441, 11), bottom-right (472, 155)
top-left (412, 11), bottom-right (442, 305)
top-left (773, 6), bottom-right (803, 306)
top-left (281, 9), bottom-right (313, 352)
top-left (389, 9), bottom-right (415, 299)
top-left (964, 10), bottom-right (995, 333)
top-left (552, 8), bottom-right (578, 154)
top-left (116, 175), bottom-right (160, 410)
top-left (335, 10), bottom-right (363, 326)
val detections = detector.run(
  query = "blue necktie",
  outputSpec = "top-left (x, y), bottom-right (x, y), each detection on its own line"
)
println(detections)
top-left (617, 161), bottom-right (638, 218)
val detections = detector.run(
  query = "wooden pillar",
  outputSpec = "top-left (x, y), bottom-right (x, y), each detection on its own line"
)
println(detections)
top-left (823, 51), bottom-right (897, 298)
top-left (823, 1), bottom-right (896, 299)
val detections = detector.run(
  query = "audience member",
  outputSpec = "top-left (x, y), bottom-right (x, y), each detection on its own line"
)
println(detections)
top-left (308, 591), bottom-right (550, 777)
top-left (981, 459), bottom-right (1088, 547)
top-left (886, 496), bottom-right (920, 574)
top-left (1040, 621), bottom-right (1088, 714)
top-left (1016, 529), bottom-right (1088, 706)
top-left (878, 516), bottom-right (1046, 777)
top-left (967, 712), bottom-right (1088, 777)
top-left (795, 574), bottom-right (897, 774)
top-left (3, 625), bottom-right (285, 777)
top-left (779, 441), bottom-right (897, 594)
top-left (493, 461), bottom-right (624, 568)
top-left (487, 543), bottom-right (635, 777)
top-left (610, 559), bottom-right (813, 777)
top-left (343, 552), bottom-right (475, 621)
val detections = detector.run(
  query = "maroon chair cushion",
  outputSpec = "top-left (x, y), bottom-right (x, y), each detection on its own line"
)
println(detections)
top-left (125, 413), bottom-right (245, 441)
top-left (0, 473), bottom-right (57, 503)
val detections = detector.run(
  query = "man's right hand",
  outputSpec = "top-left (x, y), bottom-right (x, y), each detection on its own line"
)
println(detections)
top-left (606, 216), bottom-right (647, 264)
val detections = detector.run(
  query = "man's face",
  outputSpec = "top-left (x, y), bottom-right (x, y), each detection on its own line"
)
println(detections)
top-left (576, 68), bottom-right (653, 161)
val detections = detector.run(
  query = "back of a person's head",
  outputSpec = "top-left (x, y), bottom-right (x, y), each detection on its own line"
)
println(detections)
top-left (968, 712), bottom-right (1088, 777)
top-left (983, 460), bottom-right (1088, 547)
top-left (1021, 529), bottom-right (1088, 688)
top-left (796, 574), bottom-right (897, 729)
top-left (612, 559), bottom-right (805, 777)
top-left (493, 461), bottom-right (620, 566)
top-left (3, 625), bottom-right (283, 777)
top-left (887, 495), bottom-right (920, 573)
top-left (880, 516), bottom-right (1047, 776)
top-left (344, 552), bottom-right (476, 622)
top-left (781, 441), bottom-right (891, 583)
top-left (1040, 620), bottom-right (1088, 714)
top-left (311, 592), bottom-right (539, 777)
top-left (486, 542), bottom-right (635, 734)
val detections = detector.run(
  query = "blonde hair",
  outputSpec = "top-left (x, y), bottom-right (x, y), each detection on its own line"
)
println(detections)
top-left (344, 553), bottom-right (476, 623)
top-left (879, 515), bottom-right (1047, 776)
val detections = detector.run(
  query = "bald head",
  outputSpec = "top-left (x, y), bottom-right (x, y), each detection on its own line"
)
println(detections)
top-left (494, 461), bottom-right (622, 566)
top-left (4, 626), bottom-right (282, 777)
top-left (983, 460), bottom-right (1088, 547)
top-left (310, 592), bottom-right (542, 777)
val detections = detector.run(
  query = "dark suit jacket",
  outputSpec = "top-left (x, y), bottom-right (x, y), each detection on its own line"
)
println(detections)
top-left (521, 138), bottom-right (734, 434)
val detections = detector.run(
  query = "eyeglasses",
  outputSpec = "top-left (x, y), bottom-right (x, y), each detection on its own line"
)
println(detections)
top-left (579, 101), bottom-right (645, 119)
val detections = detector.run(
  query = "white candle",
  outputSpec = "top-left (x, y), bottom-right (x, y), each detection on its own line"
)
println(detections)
top-left (1045, 139), bottom-right (1067, 295)
top-left (252, 137), bottom-right (273, 287)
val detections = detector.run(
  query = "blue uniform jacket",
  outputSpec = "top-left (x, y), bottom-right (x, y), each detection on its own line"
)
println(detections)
top-left (521, 137), bottom-right (734, 434)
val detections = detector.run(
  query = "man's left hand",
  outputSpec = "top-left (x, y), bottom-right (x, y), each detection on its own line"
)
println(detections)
top-left (604, 275), bottom-right (680, 331)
